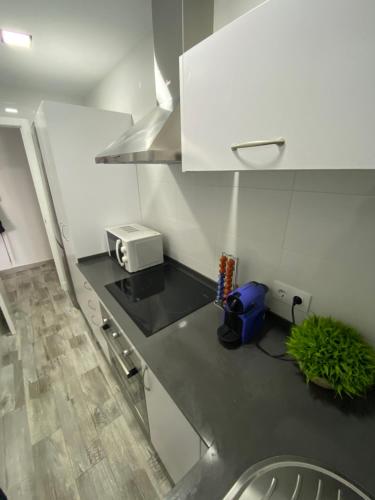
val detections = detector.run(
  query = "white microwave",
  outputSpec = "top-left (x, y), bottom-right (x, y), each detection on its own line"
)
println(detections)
top-left (105, 224), bottom-right (163, 273)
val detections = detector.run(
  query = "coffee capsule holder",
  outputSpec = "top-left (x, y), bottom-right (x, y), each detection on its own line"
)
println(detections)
top-left (215, 253), bottom-right (239, 308)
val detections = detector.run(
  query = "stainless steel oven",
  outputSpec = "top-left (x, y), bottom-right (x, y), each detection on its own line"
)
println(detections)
top-left (100, 304), bottom-right (149, 435)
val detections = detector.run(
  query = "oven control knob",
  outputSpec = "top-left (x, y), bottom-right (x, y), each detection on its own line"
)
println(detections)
top-left (122, 349), bottom-right (133, 358)
top-left (121, 256), bottom-right (128, 263)
top-left (112, 332), bottom-right (119, 339)
top-left (121, 246), bottom-right (127, 254)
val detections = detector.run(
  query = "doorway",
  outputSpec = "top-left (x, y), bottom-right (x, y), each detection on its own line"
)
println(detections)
top-left (0, 116), bottom-right (71, 293)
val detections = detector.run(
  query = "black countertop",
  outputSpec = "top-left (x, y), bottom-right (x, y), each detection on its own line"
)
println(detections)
top-left (78, 254), bottom-right (375, 500)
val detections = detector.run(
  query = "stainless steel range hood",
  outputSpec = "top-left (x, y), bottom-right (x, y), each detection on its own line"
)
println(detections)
top-left (95, 0), bottom-right (213, 165)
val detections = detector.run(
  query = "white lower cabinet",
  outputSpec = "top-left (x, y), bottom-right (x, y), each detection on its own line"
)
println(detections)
top-left (144, 366), bottom-right (203, 483)
top-left (71, 271), bottom-right (204, 482)
top-left (70, 272), bottom-right (205, 481)
top-left (70, 267), bottom-right (110, 361)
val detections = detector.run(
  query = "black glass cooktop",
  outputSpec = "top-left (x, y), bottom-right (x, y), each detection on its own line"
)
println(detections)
top-left (105, 260), bottom-right (216, 337)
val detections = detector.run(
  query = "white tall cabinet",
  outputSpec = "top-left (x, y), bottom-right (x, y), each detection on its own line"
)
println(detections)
top-left (181, 0), bottom-right (375, 171)
top-left (35, 102), bottom-right (140, 357)
top-left (35, 101), bottom-right (140, 258)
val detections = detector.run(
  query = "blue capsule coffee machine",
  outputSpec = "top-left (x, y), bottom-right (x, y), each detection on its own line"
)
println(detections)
top-left (217, 281), bottom-right (268, 349)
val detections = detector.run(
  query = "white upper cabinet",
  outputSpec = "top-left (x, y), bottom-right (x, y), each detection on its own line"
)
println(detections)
top-left (35, 102), bottom-right (141, 258)
top-left (181, 0), bottom-right (375, 171)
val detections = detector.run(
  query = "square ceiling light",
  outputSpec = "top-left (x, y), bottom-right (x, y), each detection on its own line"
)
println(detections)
top-left (1, 30), bottom-right (32, 48)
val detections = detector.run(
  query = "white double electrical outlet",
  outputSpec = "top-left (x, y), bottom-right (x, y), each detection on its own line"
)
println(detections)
top-left (271, 280), bottom-right (312, 313)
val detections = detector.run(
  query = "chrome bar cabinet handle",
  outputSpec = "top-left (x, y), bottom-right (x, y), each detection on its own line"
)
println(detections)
top-left (231, 137), bottom-right (285, 151)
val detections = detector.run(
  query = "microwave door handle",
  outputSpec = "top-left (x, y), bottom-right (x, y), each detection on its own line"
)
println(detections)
top-left (115, 239), bottom-right (124, 267)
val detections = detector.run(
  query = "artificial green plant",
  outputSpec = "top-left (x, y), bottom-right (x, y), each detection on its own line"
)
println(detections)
top-left (286, 315), bottom-right (375, 398)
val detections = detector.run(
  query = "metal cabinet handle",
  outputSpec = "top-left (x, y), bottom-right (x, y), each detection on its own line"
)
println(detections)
top-left (142, 366), bottom-right (151, 391)
top-left (231, 137), bottom-right (285, 151)
top-left (60, 223), bottom-right (69, 241)
top-left (84, 281), bottom-right (92, 291)
top-left (88, 299), bottom-right (96, 311)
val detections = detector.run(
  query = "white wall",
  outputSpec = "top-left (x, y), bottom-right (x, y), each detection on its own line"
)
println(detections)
top-left (138, 167), bottom-right (375, 342)
top-left (0, 127), bottom-right (52, 270)
top-left (85, 35), bottom-right (156, 122)
top-left (84, 1), bottom-right (375, 343)
top-left (214, 0), bottom-right (266, 30)
top-left (0, 83), bottom-right (83, 121)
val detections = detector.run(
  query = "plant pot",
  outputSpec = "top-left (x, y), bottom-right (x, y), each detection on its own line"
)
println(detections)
top-left (311, 377), bottom-right (333, 390)
top-left (297, 362), bottom-right (333, 390)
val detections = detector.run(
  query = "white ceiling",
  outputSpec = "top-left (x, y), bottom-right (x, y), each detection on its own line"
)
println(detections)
top-left (0, 0), bottom-right (152, 98)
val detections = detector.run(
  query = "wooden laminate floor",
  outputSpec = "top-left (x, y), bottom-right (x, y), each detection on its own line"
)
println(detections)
top-left (0, 262), bottom-right (172, 500)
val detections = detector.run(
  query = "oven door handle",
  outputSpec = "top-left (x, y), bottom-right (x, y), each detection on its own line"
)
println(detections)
top-left (105, 335), bottom-right (138, 379)
top-left (115, 239), bottom-right (124, 267)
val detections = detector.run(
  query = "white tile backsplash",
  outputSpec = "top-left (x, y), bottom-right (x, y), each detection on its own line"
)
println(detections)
top-left (138, 166), bottom-right (375, 343)
top-left (276, 248), bottom-right (375, 342)
top-left (235, 188), bottom-right (292, 248)
top-left (236, 170), bottom-right (296, 190)
top-left (294, 170), bottom-right (375, 195)
top-left (284, 192), bottom-right (375, 261)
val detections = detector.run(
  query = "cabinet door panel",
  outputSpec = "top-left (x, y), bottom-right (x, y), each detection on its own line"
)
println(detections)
top-left (145, 367), bottom-right (201, 483)
top-left (35, 102), bottom-right (141, 258)
top-left (181, 0), bottom-right (375, 171)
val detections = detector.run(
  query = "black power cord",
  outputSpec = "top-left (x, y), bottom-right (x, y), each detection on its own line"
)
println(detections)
top-left (255, 339), bottom-right (293, 361)
top-left (255, 295), bottom-right (303, 361)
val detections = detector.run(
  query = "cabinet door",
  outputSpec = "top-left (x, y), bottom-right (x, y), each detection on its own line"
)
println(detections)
top-left (35, 101), bottom-right (141, 258)
top-left (79, 290), bottom-right (101, 331)
top-left (70, 267), bottom-right (110, 360)
top-left (144, 367), bottom-right (201, 483)
top-left (181, 0), bottom-right (375, 171)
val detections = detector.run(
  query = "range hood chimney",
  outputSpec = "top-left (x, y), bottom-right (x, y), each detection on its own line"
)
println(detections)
top-left (95, 0), bottom-right (214, 165)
